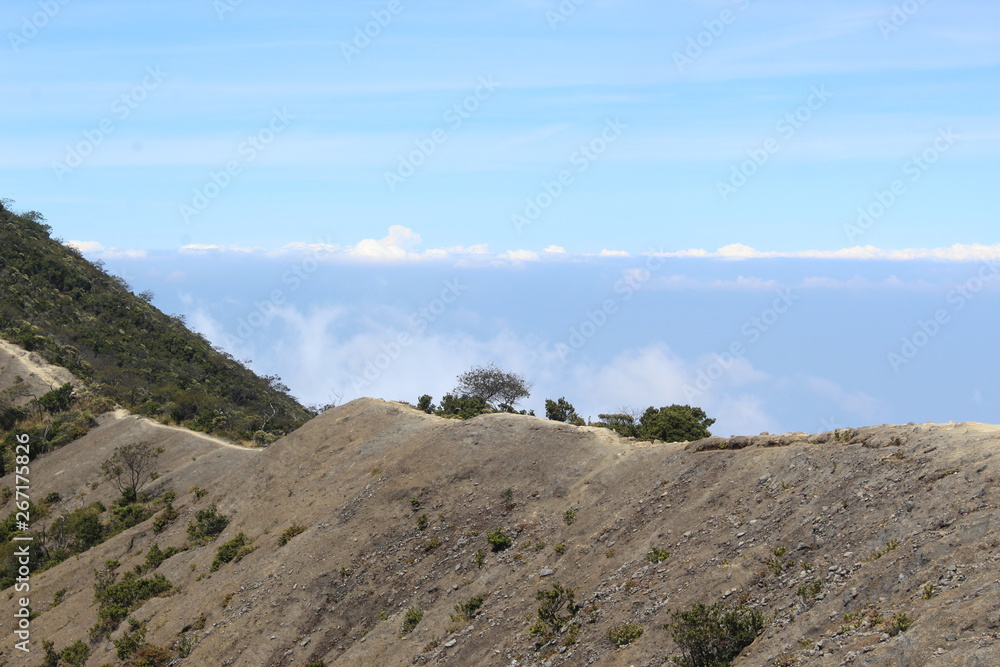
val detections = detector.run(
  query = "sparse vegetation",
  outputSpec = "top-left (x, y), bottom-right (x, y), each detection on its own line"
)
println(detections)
top-left (90, 561), bottom-right (172, 640)
top-left (487, 528), bottom-right (513, 551)
top-left (475, 548), bottom-right (486, 567)
top-left (100, 442), bottom-right (161, 503)
top-left (886, 612), bottom-right (913, 636)
top-left (796, 580), bottom-right (822, 600)
top-left (401, 607), bottom-right (423, 635)
top-left (211, 533), bottom-right (254, 571)
top-left (563, 508), bottom-right (577, 525)
top-left (417, 514), bottom-right (429, 530)
top-left (186, 504), bottom-right (229, 545)
top-left (278, 523), bottom-right (307, 546)
top-left (531, 582), bottom-right (578, 638)
top-left (666, 602), bottom-right (766, 667)
top-left (607, 622), bottom-right (644, 646)
top-left (647, 547), bottom-right (672, 563)
top-left (451, 595), bottom-right (485, 622)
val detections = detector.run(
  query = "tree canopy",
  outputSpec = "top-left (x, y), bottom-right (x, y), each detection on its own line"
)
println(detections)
top-left (596, 405), bottom-right (714, 442)
top-left (453, 363), bottom-right (532, 412)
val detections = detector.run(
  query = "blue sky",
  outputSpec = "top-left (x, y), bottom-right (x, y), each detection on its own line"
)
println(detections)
top-left (3, 0), bottom-right (999, 434)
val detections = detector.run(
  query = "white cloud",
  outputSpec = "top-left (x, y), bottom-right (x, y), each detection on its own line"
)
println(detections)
top-left (66, 240), bottom-right (146, 259)
top-left (599, 249), bottom-right (631, 257)
top-left (649, 243), bottom-right (1000, 262)
top-left (499, 249), bottom-right (540, 262)
top-left (67, 240), bottom-right (104, 253)
top-left (544, 245), bottom-right (566, 254)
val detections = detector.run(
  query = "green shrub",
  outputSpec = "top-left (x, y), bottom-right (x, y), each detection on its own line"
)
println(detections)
top-left (90, 570), bottom-right (172, 639)
top-left (186, 504), bottom-right (229, 545)
top-left (452, 595), bottom-right (486, 622)
top-left (113, 617), bottom-right (147, 661)
top-left (646, 547), bottom-right (672, 563)
top-left (211, 533), bottom-right (253, 572)
top-left (401, 607), bottom-right (423, 635)
top-left (563, 508), bottom-right (577, 526)
top-left (417, 514), bottom-right (429, 530)
top-left (109, 502), bottom-right (153, 534)
top-left (531, 582), bottom-right (577, 637)
top-left (278, 523), bottom-right (307, 546)
top-left (607, 622), bottom-right (644, 646)
top-left (140, 543), bottom-right (180, 573)
top-left (886, 612), bottom-right (913, 636)
top-left (796, 580), bottom-right (822, 600)
top-left (487, 528), bottom-right (513, 552)
top-left (475, 548), bottom-right (486, 567)
top-left (667, 602), bottom-right (765, 667)
top-left (665, 603), bottom-right (765, 667)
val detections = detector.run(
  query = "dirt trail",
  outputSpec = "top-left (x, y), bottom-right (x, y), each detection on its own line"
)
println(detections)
top-left (108, 408), bottom-right (261, 452)
top-left (0, 337), bottom-right (80, 401)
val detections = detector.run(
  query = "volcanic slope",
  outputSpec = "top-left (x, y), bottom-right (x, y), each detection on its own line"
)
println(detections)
top-left (2, 398), bottom-right (999, 666)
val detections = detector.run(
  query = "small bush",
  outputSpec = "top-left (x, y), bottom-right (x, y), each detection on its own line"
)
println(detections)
top-left (186, 504), bottom-right (229, 545)
top-left (211, 533), bottom-right (253, 571)
top-left (113, 617), bottom-right (147, 661)
top-left (667, 602), bottom-right (765, 667)
top-left (796, 580), bottom-right (822, 600)
top-left (452, 595), bottom-right (486, 622)
top-left (607, 622), bottom-right (644, 646)
top-left (646, 547), bottom-right (672, 563)
top-left (553, 543), bottom-right (566, 554)
top-left (487, 528), bottom-right (513, 551)
top-left (417, 514), bottom-right (429, 530)
top-left (278, 524), bottom-right (306, 546)
top-left (531, 582), bottom-right (577, 637)
top-left (475, 548), bottom-right (486, 567)
top-left (886, 612), bottom-right (913, 636)
top-left (424, 538), bottom-right (442, 552)
top-left (563, 508), bottom-right (577, 526)
top-left (401, 607), bottom-right (423, 635)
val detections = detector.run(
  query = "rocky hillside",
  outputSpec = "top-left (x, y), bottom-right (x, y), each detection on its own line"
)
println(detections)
top-left (2, 396), bottom-right (998, 666)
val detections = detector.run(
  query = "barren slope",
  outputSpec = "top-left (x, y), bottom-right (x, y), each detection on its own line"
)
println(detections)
top-left (0, 338), bottom-right (81, 405)
top-left (2, 399), bottom-right (999, 667)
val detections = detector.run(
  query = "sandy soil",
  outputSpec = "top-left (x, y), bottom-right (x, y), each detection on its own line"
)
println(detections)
top-left (2, 398), bottom-right (998, 666)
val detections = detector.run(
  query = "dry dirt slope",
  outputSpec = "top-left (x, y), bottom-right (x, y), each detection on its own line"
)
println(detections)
top-left (3, 398), bottom-right (1000, 667)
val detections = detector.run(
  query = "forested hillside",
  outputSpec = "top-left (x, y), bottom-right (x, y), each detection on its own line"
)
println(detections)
top-left (0, 199), bottom-right (312, 448)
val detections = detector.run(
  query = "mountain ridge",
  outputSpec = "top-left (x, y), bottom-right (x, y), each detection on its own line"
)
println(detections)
top-left (2, 394), bottom-right (997, 666)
